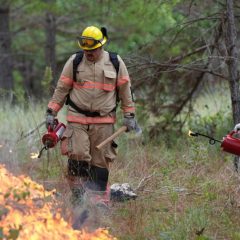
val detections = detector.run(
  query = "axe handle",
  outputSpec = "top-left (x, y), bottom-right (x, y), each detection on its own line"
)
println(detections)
top-left (96, 126), bottom-right (127, 150)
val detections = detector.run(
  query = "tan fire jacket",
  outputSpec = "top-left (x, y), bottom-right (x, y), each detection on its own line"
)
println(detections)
top-left (48, 50), bottom-right (135, 124)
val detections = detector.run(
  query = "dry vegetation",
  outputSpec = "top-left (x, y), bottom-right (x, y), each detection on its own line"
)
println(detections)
top-left (1, 98), bottom-right (240, 240)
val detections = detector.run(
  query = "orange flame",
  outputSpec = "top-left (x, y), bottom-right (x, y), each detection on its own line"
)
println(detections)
top-left (0, 164), bottom-right (116, 240)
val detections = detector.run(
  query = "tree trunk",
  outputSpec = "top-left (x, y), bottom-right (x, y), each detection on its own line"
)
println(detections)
top-left (225, 0), bottom-right (240, 124)
top-left (45, 10), bottom-right (57, 84)
top-left (224, 0), bottom-right (240, 171)
top-left (0, 4), bottom-right (14, 100)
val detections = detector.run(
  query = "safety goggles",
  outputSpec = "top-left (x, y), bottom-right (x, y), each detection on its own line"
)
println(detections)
top-left (77, 36), bottom-right (103, 48)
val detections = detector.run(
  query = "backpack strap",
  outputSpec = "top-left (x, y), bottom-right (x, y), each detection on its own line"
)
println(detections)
top-left (108, 52), bottom-right (120, 105)
top-left (108, 52), bottom-right (119, 76)
top-left (73, 50), bottom-right (84, 82)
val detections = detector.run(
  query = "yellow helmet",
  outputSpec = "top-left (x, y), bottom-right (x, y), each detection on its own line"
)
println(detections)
top-left (78, 26), bottom-right (108, 50)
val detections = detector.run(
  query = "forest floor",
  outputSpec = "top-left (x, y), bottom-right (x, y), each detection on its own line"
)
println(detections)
top-left (1, 92), bottom-right (240, 239)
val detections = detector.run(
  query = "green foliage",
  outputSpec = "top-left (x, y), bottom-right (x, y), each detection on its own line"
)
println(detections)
top-left (105, 0), bottom-right (184, 55)
top-left (41, 66), bottom-right (53, 97)
top-left (167, 207), bottom-right (209, 240)
top-left (187, 83), bottom-right (233, 140)
top-left (231, 232), bottom-right (240, 240)
top-left (188, 109), bottom-right (233, 138)
top-left (5, 0), bottom-right (236, 140)
top-left (12, 70), bottom-right (25, 104)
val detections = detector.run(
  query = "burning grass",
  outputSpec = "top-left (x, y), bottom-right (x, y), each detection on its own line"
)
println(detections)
top-left (1, 99), bottom-right (240, 239)
top-left (0, 164), bottom-right (116, 240)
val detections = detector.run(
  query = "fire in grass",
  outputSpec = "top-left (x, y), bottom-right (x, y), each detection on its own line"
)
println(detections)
top-left (0, 164), bottom-right (116, 240)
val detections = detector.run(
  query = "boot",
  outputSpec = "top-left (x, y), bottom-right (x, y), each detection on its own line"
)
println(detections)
top-left (67, 175), bottom-right (85, 207)
top-left (84, 166), bottom-right (110, 208)
top-left (67, 159), bottom-right (91, 207)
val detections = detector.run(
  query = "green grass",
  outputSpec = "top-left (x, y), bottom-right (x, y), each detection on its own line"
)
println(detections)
top-left (1, 87), bottom-right (240, 239)
top-left (109, 137), bottom-right (240, 239)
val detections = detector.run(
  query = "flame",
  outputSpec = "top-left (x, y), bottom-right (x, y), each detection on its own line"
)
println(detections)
top-left (0, 164), bottom-right (116, 240)
top-left (188, 130), bottom-right (198, 137)
top-left (30, 152), bottom-right (39, 159)
top-left (188, 130), bottom-right (193, 137)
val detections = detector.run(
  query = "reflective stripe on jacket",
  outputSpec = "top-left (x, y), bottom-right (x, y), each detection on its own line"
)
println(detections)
top-left (48, 50), bottom-right (135, 124)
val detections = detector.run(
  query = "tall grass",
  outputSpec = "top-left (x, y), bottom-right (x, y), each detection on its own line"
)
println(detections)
top-left (0, 100), bottom-right (66, 181)
top-left (1, 84), bottom-right (240, 239)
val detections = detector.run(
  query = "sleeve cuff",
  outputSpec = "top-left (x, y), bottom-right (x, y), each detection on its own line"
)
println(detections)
top-left (47, 102), bottom-right (62, 114)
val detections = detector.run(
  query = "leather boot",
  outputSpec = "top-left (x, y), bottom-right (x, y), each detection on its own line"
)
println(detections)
top-left (67, 159), bottom-right (90, 206)
top-left (84, 166), bottom-right (110, 207)
top-left (67, 175), bottom-right (85, 206)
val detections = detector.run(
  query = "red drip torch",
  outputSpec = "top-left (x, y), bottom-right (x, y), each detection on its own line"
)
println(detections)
top-left (221, 131), bottom-right (240, 156)
top-left (189, 130), bottom-right (240, 156)
top-left (38, 119), bottom-right (66, 158)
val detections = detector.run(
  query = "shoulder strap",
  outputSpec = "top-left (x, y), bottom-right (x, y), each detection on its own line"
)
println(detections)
top-left (73, 50), bottom-right (84, 82)
top-left (108, 52), bottom-right (119, 76)
top-left (108, 51), bottom-right (120, 104)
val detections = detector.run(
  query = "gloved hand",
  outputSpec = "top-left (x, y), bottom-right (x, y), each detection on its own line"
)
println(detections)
top-left (234, 123), bottom-right (240, 132)
top-left (123, 113), bottom-right (137, 132)
top-left (45, 108), bottom-right (55, 130)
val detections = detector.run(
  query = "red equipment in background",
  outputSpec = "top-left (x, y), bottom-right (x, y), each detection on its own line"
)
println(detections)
top-left (38, 119), bottom-right (66, 158)
top-left (189, 130), bottom-right (240, 156)
top-left (221, 131), bottom-right (240, 156)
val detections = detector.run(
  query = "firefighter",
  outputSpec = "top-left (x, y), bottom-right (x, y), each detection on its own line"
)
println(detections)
top-left (45, 26), bottom-right (137, 206)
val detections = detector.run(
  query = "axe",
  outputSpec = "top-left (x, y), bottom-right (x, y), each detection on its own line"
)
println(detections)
top-left (96, 124), bottom-right (142, 150)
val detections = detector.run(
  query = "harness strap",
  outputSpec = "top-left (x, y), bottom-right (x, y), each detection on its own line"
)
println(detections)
top-left (67, 97), bottom-right (100, 117)
top-left (67, 96), bottom-right (116, 117)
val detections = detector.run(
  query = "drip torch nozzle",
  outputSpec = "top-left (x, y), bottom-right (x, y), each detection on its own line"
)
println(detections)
top-left (188, 130), bottom-right (198, 137)
top-left (189, 129), bottom-right (240, 157)
top-left (38, 146), bottom-right (48, 158)
top-left (38, 140), bottom-right (53, 158)
top-left (188, 130), bottom-right (222, 145)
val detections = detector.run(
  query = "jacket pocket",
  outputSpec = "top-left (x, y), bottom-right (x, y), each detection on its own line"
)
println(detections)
top-left (103, 70), bottom-right (117, 92)
top-left (60, 127), bottom-right (73, 156)
top-left (76, 70), bottom-right (85, 84)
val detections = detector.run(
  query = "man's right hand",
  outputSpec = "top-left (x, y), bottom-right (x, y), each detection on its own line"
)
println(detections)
top-left (234, 123), bottom-right (240, 132)
top-left (45, 108), bottom-right (55, 130)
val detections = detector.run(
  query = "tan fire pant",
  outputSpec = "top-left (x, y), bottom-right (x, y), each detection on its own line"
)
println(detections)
top-left (60, 122), bottom-right (117, 169)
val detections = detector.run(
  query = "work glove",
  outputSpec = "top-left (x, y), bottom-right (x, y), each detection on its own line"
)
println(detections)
top-left (123, 113), bottom-right (137, 132)
top-left (234, 123), bottom-right (240, 132)
top-left (45, 108), bottom-right (55, 130)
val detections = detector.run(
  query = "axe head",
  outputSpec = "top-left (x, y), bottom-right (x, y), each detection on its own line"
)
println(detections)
top-left (135, 123), bottom-right (142, 136)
